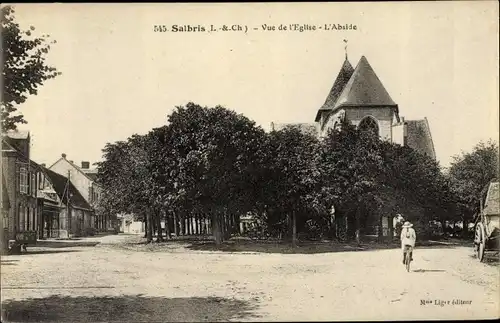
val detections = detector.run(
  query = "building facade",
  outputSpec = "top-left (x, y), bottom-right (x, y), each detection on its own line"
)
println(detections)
top-left (1, 131), bottom-right (42, 241)
top-left (48, 154), bottom-right (107, 230)
top-left (40, 167), bottom-right (94, 238)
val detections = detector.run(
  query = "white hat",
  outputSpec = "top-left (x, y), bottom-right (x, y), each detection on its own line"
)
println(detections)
top-left (402, 221), bottom-right (413, 228)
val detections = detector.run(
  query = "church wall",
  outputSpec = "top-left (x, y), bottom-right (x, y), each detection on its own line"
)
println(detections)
top-left (320, 109), bottom-right (345, 137)
top-left (392, 123), bottom-right (405, 146)
top-left (346, 107), bottom-right (394, 142)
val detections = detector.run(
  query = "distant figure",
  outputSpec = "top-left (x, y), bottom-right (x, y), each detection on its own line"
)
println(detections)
top-left (393, 214), bottom-right (404, 238)
top-left (400, 221), bottom-right (416, 264)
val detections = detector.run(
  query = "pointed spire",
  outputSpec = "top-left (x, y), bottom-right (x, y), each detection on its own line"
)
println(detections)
top-left (315, 55), bottom-right (354, 122)
top-left (333, 55), bottom-right (397, 109)
top-left (344, 39), bottom-right (348, 60)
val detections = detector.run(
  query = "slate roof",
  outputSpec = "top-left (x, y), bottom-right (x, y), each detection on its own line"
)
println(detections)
top-left (483, 182), bottom-right (499, 216)
top-left (405, 118), bottom-right (436, 160)
top-left (271, 122), bottom-right (318, 137)
top-left (334, 56), bottom-right (397, 110)
top-left (315, 58), bottom-right (355, 121)
top-left (42, 168), bottom-right (92, 211)
top-left (5, 130), bottom-right (29, 140)
top-left (82, 169), bottom-right (98, 181)
top-left (1, 138), bottom-right (16, 152)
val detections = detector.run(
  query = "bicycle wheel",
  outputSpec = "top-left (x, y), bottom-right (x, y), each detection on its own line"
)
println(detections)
top-left (405, 251), bottom-right (411, 272)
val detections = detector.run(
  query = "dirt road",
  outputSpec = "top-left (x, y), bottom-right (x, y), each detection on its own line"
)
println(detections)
top-left (1, 234), bottom-right (498, 322)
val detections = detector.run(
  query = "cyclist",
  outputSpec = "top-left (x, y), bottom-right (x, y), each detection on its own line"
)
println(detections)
top-left (401, 221), bottom-right (416, 264)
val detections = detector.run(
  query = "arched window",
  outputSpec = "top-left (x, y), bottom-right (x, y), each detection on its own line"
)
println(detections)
top-left (358, 116), bottom-right (379, 137)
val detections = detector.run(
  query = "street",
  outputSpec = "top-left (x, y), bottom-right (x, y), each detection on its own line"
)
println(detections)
top-left (1, 234), bottom-right (499, 322)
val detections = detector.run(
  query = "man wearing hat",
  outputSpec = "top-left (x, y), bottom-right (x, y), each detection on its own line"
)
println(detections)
top-left (401, 221), bottom-right (417, 264)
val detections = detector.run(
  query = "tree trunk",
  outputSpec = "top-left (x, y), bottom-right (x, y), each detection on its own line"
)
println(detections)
top-left (180, 216), bottom-right (185, 236)
top-left (152, 215), bottom-right (158, 239)
top-left (292, 211), bottom-right (297, 247)
top-left (165, 210), bottom-right (171, 240)
top-left (156, 211), bottom-right (164, 242)
top-left (213, 213), bottom-right (223, 246)
top-left (143, 216), bottom-right (148, 238)
top-left (146, 211), bottom-right (153, 243)
top-left (355, 211), bottom-right (361, 246)
top-left (222, 213), bottom-right (230, 241)
top-left (235, 214), bottom-right (241, 235)
top-left (173, 212), bottom-right (178, 237)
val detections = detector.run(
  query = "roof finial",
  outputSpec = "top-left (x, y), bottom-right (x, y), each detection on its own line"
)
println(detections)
top-left (343, 39), bottom-right (348, 60)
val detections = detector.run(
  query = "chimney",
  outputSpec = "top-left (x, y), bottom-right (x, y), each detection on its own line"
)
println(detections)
top-left (40, 163), bottom-right (46, 167)
top-left (81, 161), bottom-right (90, 169)
top-left (62, 153), bottom-right (67, 158)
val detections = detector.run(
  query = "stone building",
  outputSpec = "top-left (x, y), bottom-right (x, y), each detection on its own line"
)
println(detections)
top-left (40, 167), bottom-right (93, 238)
top-left (271, 53), bottom-right (436, 160)
top-left (49, 154), bottom-right (107, 230)
top-left (1, 131), bottom-right (42, 241)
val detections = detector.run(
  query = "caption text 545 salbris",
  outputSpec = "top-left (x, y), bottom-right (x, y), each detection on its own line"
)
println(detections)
top-left (153, 23), bottom-right (358, 33)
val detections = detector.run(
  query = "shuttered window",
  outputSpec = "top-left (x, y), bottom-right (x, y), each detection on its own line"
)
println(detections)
top-left (19, 168), bottom-right (28, 194)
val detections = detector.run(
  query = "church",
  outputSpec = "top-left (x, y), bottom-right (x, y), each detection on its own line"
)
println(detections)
top-left (271, 52), bottom-right (436, 160)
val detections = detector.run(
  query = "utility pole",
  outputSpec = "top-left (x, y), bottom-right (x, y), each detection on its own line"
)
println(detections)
top-left (67, 170), bottom-right (70, 238)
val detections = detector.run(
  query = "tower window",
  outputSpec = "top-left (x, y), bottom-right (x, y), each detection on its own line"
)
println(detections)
top-left (358, 116), bottom-right (379, 137)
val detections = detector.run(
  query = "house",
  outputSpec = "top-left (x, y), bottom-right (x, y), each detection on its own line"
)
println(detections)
top-left (48, 154), bottom-right (108, 230)
top-left (271, 51), bottom-right (436, 160)
top-left (1, 173), bottom-right (11, 251)
top-left (118, 213), bottom-right (145, 234)
top-left (1, 131), bottom-right (43, 242)
top-left (36, 168), bottom-right (63, 239)
top-left (40, 167), bottom-right (93, 238)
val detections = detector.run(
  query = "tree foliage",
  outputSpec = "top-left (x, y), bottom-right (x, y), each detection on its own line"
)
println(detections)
top-left (1, 5), bottom-right (61, 131)
top-left (448, 140), bottom-right (499, 219)
top-left (96, 103), bottom-right (473, 244)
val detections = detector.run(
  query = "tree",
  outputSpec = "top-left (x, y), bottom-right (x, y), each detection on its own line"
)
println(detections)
top-left (1, 5), bottom-right (61, 131)
top-left (263, 125), bottom-right (322, 246)
top-left (448, 140), bottom-right (499, 222)
top-left (96, 134), bottom-right (158, 243)
top-left (158, 103), bottom-right (266, 245)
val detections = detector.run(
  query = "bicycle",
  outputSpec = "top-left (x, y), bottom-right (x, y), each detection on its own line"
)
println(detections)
top-left (403, 245), bottom-right (413, 272)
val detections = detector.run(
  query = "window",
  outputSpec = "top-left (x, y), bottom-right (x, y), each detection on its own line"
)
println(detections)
top-left (26, 207), bottom-right (30, 231)
top-left (32, 207), bottom-right (37, 231)
top-left (19, 168), bottom-right (28, 194)
top-left (31, 173), bottom-right (36, 196)
top-left (89, 186), bottom-right (94, 203)
top-left (358, 116), bottom-right (379, 137)
top-left (38, 173), bottom-right (45, 190)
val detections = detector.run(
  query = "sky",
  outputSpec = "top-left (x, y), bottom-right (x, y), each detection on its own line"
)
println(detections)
top-left (9, 2), bottom-right (499, 169)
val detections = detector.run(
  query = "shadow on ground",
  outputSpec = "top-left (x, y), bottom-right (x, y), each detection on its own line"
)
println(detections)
top-left (412, 269), bottom-right (447, 273)
top-left (468, 254), bottom-right (500, 267)
top-left (1, 294), bottom-right (260, 322)
top-left (184, 240), bottom-right (402, 254)
top-left (34, 241), bottom-right (100, 248)
top-left (22, 249), bottom-right (81, 256)
top-left (119, 235), bottom-right (471, 254)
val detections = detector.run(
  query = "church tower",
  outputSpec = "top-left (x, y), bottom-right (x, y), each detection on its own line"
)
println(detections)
top-left (316, 55), bottom-right (400, 141)
top-left (271, 46), bottom-right (436, 160)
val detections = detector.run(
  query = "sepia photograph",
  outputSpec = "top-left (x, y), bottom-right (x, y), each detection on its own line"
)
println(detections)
top-left (1, 2), bottom-right (499, 322)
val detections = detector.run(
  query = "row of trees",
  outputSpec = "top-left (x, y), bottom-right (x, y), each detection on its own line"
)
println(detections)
top-left (96, 102), bottom-right (490, 246)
